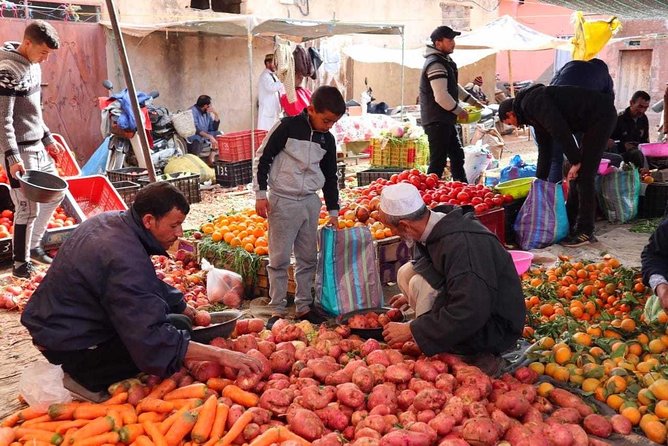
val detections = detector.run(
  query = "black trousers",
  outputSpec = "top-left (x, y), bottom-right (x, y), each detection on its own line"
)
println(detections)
top-left (565, 109), bottom-right (617, 236)
top-left (424, 122), bottom-right (466, 182)
top-left (40, 314), bottom-right (192, 392)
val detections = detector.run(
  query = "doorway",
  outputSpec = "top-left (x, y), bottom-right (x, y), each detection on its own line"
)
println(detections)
top-left (617, 49), bottom-right (652, 110)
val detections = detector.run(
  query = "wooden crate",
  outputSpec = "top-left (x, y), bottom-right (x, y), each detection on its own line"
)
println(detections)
top-left (253, 257), bottom-right (296, 297)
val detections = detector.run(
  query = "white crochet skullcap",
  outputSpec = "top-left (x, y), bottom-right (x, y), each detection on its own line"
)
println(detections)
top-left (380, 183), bottom-right (424, 217)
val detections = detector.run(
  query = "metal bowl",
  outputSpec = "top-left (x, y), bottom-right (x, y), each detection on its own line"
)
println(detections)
top-left (17, 170), bottom-right (67, 203)
top-left (336, 307), bottom-right (405, 341)
top-left (190, 310), bottom-right (242, 344)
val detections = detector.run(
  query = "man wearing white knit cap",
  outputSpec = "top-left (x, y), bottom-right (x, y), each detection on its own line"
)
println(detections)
top-left (378, 183), bottom-right (525, 375)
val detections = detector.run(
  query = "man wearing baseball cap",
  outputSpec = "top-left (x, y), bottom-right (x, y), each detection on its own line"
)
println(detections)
top-left (419, 26), bottom-right (484, 181)
top-left (378, 183), bottom-right (525, 375)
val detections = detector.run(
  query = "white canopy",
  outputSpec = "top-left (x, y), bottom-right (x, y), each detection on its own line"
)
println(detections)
top-left (342, 44), bottom-right (497, 69)
top-left (456, 15), bottom-right (571, 51)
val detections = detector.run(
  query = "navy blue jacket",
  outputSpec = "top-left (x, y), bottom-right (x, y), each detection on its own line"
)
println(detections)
top-left (642, 218), bottom-right (668, 286)
top-left (21, 209), bottom-right (190, 378)
top-left (550, 58), bottom-right (614, 99)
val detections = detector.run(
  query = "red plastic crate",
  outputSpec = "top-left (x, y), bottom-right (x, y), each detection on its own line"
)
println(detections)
top-left (217, 130), bottom-right (268, 162)
top-left (477, 206), bottom-right (506, 245)
top-left (51, 133), bottom-right (82, 178)
top-left (67, 175), bottom-right (127, 218)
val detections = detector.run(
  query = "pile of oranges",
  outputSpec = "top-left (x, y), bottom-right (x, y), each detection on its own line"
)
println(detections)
top-left (200, 209), bottom-right (268, 256)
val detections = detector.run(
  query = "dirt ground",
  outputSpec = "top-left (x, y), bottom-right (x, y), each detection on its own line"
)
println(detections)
top-left (0, 131), bottom-right (654, 417)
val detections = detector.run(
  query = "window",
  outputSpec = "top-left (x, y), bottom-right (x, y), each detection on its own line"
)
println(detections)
top-left (25, 1), bottom-right (101, 23)
top-left (190, 0), bottom-right (242, 14)
top-left (439, 3), bottom-right (472, 31)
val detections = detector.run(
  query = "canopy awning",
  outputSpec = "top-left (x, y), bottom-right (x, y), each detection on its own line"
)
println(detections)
top-left (455, 15), bottom-right (571, 51)
top-left (342, 44), bottom-right (497, 69)
top-left (539, 0), bottom-right (668, 19)
top-left (99, 15), bottom-right (403, 40)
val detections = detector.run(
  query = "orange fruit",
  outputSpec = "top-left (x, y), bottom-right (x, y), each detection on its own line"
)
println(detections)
top-left (649, 339), bottom-right (666, 354)
top-left (244, 243), bottom-right (254, 253)
top-left (537, 382), bottom-right (554, 397)
top-left (374, 229), bottom-right (385, 239)
top-left (620, 318), bottom-right (636, 333)
top-left (606, 375), bottom-right (627, 394)
top-left (655, 400), bottom-right (668, 419)
top-left (581, 377), bottom-right (601, 393)
top-left (606, 394), bottom-right (625, 411)
top-left (229, 237), bottom-right (241, 247)
top-left (554, 346), bottom-right (572, 365)
top-left (621, 406), bottom-right (642, 425)
top-left (572, 332), bottom-right (592, 347)
top-left (642, 420), bottom-right (667, 444)
top-left (650, 379), bottom-right (668, 401)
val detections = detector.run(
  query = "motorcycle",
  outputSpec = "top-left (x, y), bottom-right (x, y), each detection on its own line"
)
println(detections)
top-left (98, 80), bottom-right (186, 172)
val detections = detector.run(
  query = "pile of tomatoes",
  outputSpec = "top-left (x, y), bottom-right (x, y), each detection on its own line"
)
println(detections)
top-left (0, 206), bottom-right (77, 239)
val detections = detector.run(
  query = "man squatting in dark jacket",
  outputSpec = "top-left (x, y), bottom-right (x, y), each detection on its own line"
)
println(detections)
top-left (378, 183), bottom-right (526, 375)
top-left (499, 84), bottom-right (617, 247)
top-left (641, 219), bottom-right (668, 311)
top-left (22, 183), bottom-right (262, 398)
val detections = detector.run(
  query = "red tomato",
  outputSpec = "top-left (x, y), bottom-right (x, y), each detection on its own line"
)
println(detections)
top-left (425, 177), bottom-right (437, 189)
top-left (409, 168), bottom-right (420, 176)
top-left (471, 197), bottom-right (483, 205)
top-left (474, 203), bottom-right (489, 214)
top-left (492, 197), bottom-right (504, 206)
top-left (398, 171), bottom-right (409, 181)
top-left (390, 174), bottom-right (399, 184)
top-left (423, 193), bottom-right (433, 205)
top-left (503, 194), bottom-right (514, 203)
top-left (456, 191), bottom-right (470, 202)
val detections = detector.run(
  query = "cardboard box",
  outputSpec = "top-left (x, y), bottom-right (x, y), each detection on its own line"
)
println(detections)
top-left (347, 106), bottom-right (362, 116)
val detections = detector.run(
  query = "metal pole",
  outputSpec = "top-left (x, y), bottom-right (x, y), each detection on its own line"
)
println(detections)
top-left (104, 0), bottom-right (156, 182)
top-left (248, 25), bottom-right (255, 155)
top-left (400, 26), bottom-right (405, 119)
top-left (507, 51), bottom-right (515, 97)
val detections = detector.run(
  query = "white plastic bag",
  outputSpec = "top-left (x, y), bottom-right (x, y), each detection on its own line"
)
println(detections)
top-left (463, 142), bottom-right (493, 184)
top-left (18, 362), bottom-right (71, 410)
top-left (200, 259), bottom-right (244, 308)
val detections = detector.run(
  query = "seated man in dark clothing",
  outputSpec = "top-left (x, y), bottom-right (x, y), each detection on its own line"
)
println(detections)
top-left (499, 84), bottom-right (617, 247)
top-left (378, 183), bottom-right (526, 376)
top-left (22, 182), bottom-right (262, 400)
top-left (608, 90), bottom-right (650, 168)
top-left (642, 218), bottom-right (668, 310)
top-left (187, 95), bottom-right (222, 165)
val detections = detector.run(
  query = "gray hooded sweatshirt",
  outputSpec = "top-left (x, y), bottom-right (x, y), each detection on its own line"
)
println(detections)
top-left (0, 41), bottom-right (55, 166)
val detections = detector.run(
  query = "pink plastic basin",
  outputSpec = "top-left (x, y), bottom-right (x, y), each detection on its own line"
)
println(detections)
top-left (509, 250), bottom-right (534, 275)
top-left (598, 158), bottom-right (610, 175)
top-left (640, 142), bottom-right (668, 158)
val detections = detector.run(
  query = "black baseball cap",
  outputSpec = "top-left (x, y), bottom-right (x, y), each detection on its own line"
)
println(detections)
top-left (430, 26), bottom-right (461, 42)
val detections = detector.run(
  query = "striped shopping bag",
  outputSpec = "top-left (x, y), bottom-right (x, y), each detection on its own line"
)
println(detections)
top-left (597, 169), bottom-right (640, 223)
top-left (514, 179), bottom-right (570, 250)
top-left (315, 226), bottom-right (383, 316)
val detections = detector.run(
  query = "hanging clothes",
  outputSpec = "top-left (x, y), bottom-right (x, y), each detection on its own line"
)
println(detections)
top-left (293, 45), bottom-right (315, 79)
top-left (274, 36), bottom-right (296, 103)
top-left (308, 47), bottom-right (322, 80)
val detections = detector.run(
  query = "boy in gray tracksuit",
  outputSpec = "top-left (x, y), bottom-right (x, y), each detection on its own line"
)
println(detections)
top-left (0, 21), bottom-right (61, 278)
top-left (253, 86), bottom-right (346, 329)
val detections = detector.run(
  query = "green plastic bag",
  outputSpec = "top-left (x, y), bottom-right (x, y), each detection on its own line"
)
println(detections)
top-left (644, 294), bottom-right (663, 324)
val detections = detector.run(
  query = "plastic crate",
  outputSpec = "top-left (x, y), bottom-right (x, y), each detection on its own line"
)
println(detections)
top-left (137, 173), bottom-right (201, 204)
top-left (106, 167), bottom-right (150, 184)
top-left (67, 175), bottom-right (128, 218)
top-left (214, 160), bottom-right (252, 187)
top-left (51, 134), bottom-right (82, 178)
top-left (638, 182), bottom-right (668, 218)
top-left (477, 206), bottom-right (506, 245)
top-left (217, 130), bottom-right (268, 162)
top-left (370, 136), bottom-right (429, 168)
top-left (112, 181), bottom-right (141, 206)
top-left (356, 168), bottom-right (403, 187)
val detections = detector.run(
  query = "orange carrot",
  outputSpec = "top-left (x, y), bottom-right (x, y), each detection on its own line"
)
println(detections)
top-left (1, 414), bottom-right (20, 428)
top-left (221, 386), bottom-right (258, 408)
top-left (217, 410), bottom-right (253, 446)
top-left (55, 421), bottom-right (90, 435)
top-left (118, 424), bottom-right (144, 445)
top-left (6, 407), bottom-right (49, 427)
top-left (25, 421), bottom-right (72, 433)
top-left (204, 379), bottom-right (231, 393)
top-left (23, 415), bottom-right (52, 427)
top-left (48, 404), bottom-right (80, 421)
top-left (71, 431), bottom-right (119, 446)
top-left (61, 428), bottom-right (76, 446)
top-left (164, 411), bottom-right (197, 446)
top-left (120, 408), bottom-right (138, 426)
top-left (138, 400), bottom-right (174, 415)
top-left (134, 436), bottom-right (154, 446)
top-left (158, 407), bottom-right (187, 438)
top-left (146, 380), bottom-right (177, 401)
top-left (137, 413), bottom-right (166, 424)
top-left (208, 404), bottom-right (228, 442)
top-left (16, 428), bottom-right (63, 445)
top-left (247, 428), bottom-right (279, 446)
top-left (19, 440), bottom-right (51, 446)
top-left (102, 393), bottom-right (128, 406)
top-left (167, 399), bottom-right (203, 411)
top-left (142, 422), bottom-right (167, 446)
top-left (0, 427), bottom-right (15, 446)
top-left (107, 411), bottom-right (123, 431)
top-left (276, 427), bottom-right (311, 446)
top-left (163, 385), bottom-right (207, 402)
top-left (190, 396), bottom-right (216, 443)
top-left (72, 406), bottom-right (109, 421)
top-left (69, 416), bottom-right (115, 444)
top-left (9, 442), bottom-right (22, 446)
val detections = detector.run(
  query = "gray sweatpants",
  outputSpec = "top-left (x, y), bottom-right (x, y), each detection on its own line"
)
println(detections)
top-left (266, 192), bottom-right (322, 316)
top-left (9, 147), bottom-right (62, 264)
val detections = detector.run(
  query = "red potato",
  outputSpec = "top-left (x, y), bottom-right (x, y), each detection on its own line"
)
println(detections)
top-left (408, 378), bottom-right (434, 394)
top-left (490, 409), bottom-right (513, 435)
top-left (400, 341), bottom-right (422, 357)
top-left (270, 349), bottom-right (295, 374)
top-left (326, 368), bottom-right (354, 385)
top-left (226, 404), bottom-right (246, 429)
top-left (210, 336), bottom-right (231, 349)
top-left (242, 422), bottom-right (261, 442)
top-left (287, 408), bottom-right (326, 441)
top-left (587, 437), bottom-right (613, 446)
top-left (313, 432), bottom-right (345, 446)
top-left (547, 407), bottom-right (582, 424)
top-left (185, 360), bottom-right (222, 382)
top-left (339, 338), bottom-right (362, 353)
top-left (428, 413), bottom-right (456, 436)
top-left (414, 359), bottom-right (439, 382)
top-left (533, 396), bottom-right (555, 414)
top-left (435, 373), bottom-right (457, 393)
top-left (259, 388), bottom-right (294, 415)
top-left (367, 384), bottom-right (398, 411)
top-left (495, 390), bottom-right (531, 418)
top-left (246, 349), bottom-right (271, 378)
top-left (356, 415), bottom-right (387, 435)
top-left (398, 390), bottom-right (416, 410)
top-left (548, 389), bottom-right (593, 418)
top-left (355, 428), bottom-right (382, 440)
top-left (461, 417), bottom-right (501, 446)
top-left (271, 318), bottom-right (291, 336)
top-left (360, 338), bottom-right (382, 357)
top-left (384, 364), bottom-right (412, 384)
top-left (369, 405), bottom-right (392, 416)
top-left (442, 397), bottom-right (465, 424)
top-left (562, 424), bottom-right (589, 446)
top-left (307, 358), bottom-right (343, 382)
top-left (235, 371), bottom-right (262, 390)
top-left (385, 349), bottom-right (405, 365)
top-left (351, 410), bottom-right (369, 427)
top-left (343, 359), bottom-right (367, 375)
top-left (508, 382), bottom-right (537, 404)
top-left (353, 367), bottom-right (376, 393)
top-left (368, 364), bottom-right (388, 385)
top-left (610, 414), bottom-right (632, 435)
top-left (582, 414), bottom-right (612, 438)
top-left (514, 366), bottom-right (539, 384)
top-left (398, 411), bottom-right (417, 426)
top-left (194, 310), bottom-right (212, 326)
top-left (316, 403), bottom-right (351, 431)
top-left (257, 340), bottom-right (276, 358)
top-left (379, 430), bottom-right (431, 446)
top-left (522, 405), bottom-right (544, 425)
top-left (413, 388), bottom-right (447, 412)
top-left (299, 385), bottom-right (336, 410)
top-left (350, 438), bottom-right (380, 446)
top-left (275, 324), bottom-right (305, 342)
top-left (541, 422), bottom-right (574, 446)
top-left (221, 290), bottom-right (241, 308)
top-left (407, 422), bottom-right (437, 444)
top-left (366, 350), bottom-right (391, 367)
top-left (416, 410), bottom-right (436, 423)
top-left (455, 385), bottom-right (483, 402)
top-left (465, 401), bottom-right (489, 419)
top-left (437, 440), bottom-right (469, 446)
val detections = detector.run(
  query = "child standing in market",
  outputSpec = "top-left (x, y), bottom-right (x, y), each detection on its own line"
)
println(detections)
top-left (253, 86), bottom-right (346, 329)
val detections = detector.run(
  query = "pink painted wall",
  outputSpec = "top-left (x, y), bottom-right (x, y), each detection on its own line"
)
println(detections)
top-left (497, 0), bottom-right (574, 84)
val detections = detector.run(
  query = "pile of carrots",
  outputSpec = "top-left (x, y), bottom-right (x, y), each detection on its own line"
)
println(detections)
top-left (0, 379), bottom-right (310, 446)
